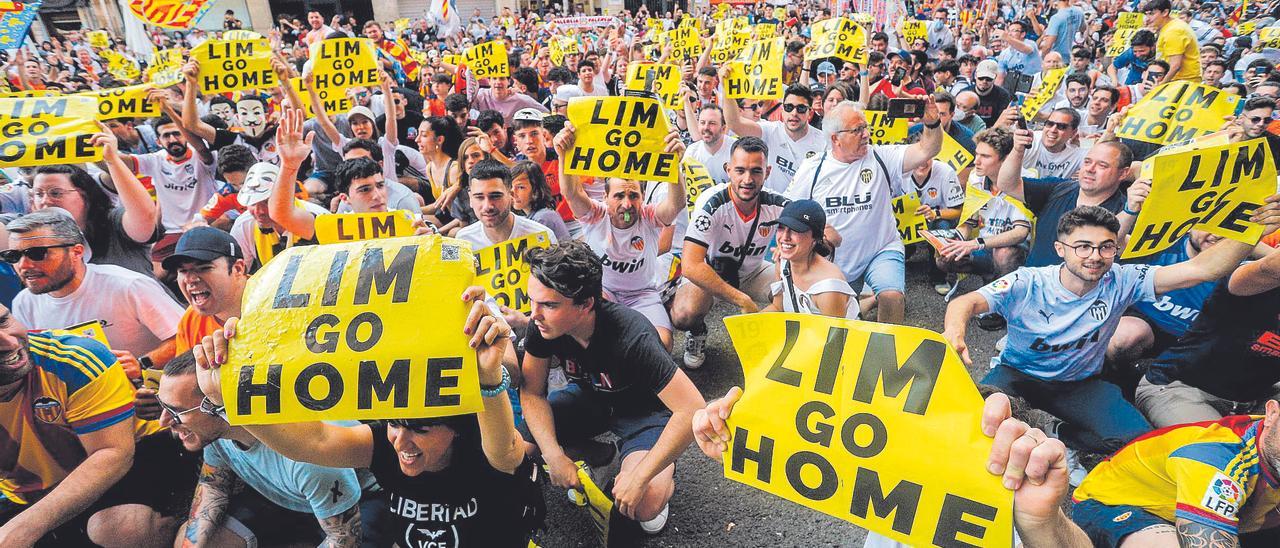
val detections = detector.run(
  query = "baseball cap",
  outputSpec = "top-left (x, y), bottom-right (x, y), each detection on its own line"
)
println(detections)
top-left (554, 84), bottom-right (585, 103)
top-left (236, 162), bottom-right (281, 207)
top-left (776, 199), bottom-right (826, 236)
top-left (976, 59), bottom-right (999, 80)
top-left (816, 61), bottom-right (837, 75)
top-left (513, 108), bottom-right (546, 122)
top-left (162, 227), bottom-right (242, 271)
top-left (346, 105), bottom-right (376, 124)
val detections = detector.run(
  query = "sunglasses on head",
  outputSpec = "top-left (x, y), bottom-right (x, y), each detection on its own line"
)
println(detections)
top-left (0, 243), bottom-right (75, 264)
top-left (782, 103), bottom-right (810, 113)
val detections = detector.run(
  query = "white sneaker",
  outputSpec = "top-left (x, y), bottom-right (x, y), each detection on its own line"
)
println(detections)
top-left (683, 331), bottom-right (707, 369)
top-left (1065, 447), bottom-right (1088, 487)
top-left (995, 334), bottom-right (1008, 353)
top-left (639, 504), bottom-right (669, 534)
top-left (933, 281), bottom-right (953, 296)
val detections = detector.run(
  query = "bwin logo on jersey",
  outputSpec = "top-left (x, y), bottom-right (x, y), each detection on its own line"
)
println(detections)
top-left (1088, 299), bottom-right (1109, 321)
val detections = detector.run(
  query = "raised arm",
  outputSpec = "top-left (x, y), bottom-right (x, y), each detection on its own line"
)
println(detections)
top-left (270, 108), bottom-right (320, 240)
top-left (902, 98), bottom-right (944, 172)
top-left (180, 61), bottom-right (218, 144)
top-left (997, 128), bottom-right (1030, 202)
top-left (1154, 194), bottom-right (1280, 294)
top-left (303, 72), bottom-right (343, 145)
top-left (93, 125), bottom-right (158, 243)
top-left (1229, 243), bottom-right (1280, 296)
top-left (552, 123), bottom-right (597, 219)
top-left (379, 70), bottom-right (398, 146)
top-left (719, 65), bottom-right (763, 138)
top-left (654, 133), bottom-right (688, 225)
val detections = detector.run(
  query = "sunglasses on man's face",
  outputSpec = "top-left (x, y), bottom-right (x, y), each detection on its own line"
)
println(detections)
top-left (782, 103), bottom-right (810, 114)
top-left (0, 243), bottom-right (75, 264)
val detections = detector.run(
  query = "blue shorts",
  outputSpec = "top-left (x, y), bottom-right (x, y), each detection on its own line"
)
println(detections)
top-left (523, 382), bottom-right (671, 459)
top-left (850, 248), bottom-right (905, 295)
top-left (1072, 499), bottom-right (1171, 548)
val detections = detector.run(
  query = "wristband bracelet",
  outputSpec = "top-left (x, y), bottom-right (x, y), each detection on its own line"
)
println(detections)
top-left (924, 119), bottom-right (941, 128)
top-left (1122, 204), bottom-right (1139, 215)
top-left (480, 366), bottom-right (511, 397)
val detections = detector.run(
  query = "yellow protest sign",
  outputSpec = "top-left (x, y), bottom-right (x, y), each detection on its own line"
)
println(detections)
top-left (0, 90), bottom-right (56, 98)
top-left (866, 110), bottom-right (907, 145)
top-left (1239, 20), bottom-right (1258, 36)
top-left (146, 47), bottom-right (184, 87)
top-left (101, 50), bottom-right (140, 81)
top-left (709, 30), bottom-right (752, 64)
top-left (222, 236), bottom-right (481, 425)
top-left (774, 7), bottom-right (788, 20)
top-left (0, 96), bottom-right (101, 168)
top-left (76, 84), bottom-right (159, 120)
top-left (715, 3), bottom-right (731, 19)
top-left (723, 313), bottom-right (1013, 546)
top-left (682, 159), bottom-right (715, 213)
top-left (465, 40), bottom-right (509, 79)
top-left (937, 132), bottom-right (974, 173)
top-left (290, 77), bottom-right (354, 117)
top-left (1020, 67), bottom-right (1066, 119)
top-left (309, 38), bottom-right (380, 90)
top-left (892, 193), bottom-right (928, 245)
top-left (314, 211), bottom-right (416, 245)
top-left (665, 26), bottom-right (704, 63)
top-left (625, 62), bottom-right (682, 110)
top-left (61, 320), bottom-right (111, 349)
top-left (960, 183), bottom-right (995, 226)
top-left (192, 39), bottom-right (278, 94)
top-left (565, 95), bottom-right (679, 183)
top-left (901, 20), bottom-right (928, 44)
top-left (475, 232), bottom-right (552, 313)
top-left (441, 53), bottom-right (462, 67)
top-left (806, 17), bottom-right (868, 64)
top-left (393, 18), bottom-right (410, 33)
top-left (223, 29), bottom-right (263, 41)
top-left (715, 16), bottom-right (748, 38)
top-left (724, 38), bottom-right (785, 100)
top-left (754, 24), bottom-right (777, 41)
top-left (1123, 138), bottom-right (1276, 258)
top-left (851, 12), bottom-right (874, 25)
top-left (1115, 81), bottom-right (1240, 145)
top-left (549, 35), bottom-right (578, 66)
top-left (1107, 28), bottom-right (1140, 57)
top-left (87, 31), bottom-right (109, 49)
top-left (1116, 12), bottom-right (1145, 29)
top-left (1259, 27), bottom-right (1280, 49)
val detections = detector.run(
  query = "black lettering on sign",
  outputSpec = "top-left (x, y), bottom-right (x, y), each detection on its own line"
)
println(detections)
top-left (814, 327), bottom-right (846, 395)
top-left (840, 412), bottom-right (889, 458)
top-left (796, 400), bottom-right (836, 446)
top-left (358, 358), bottom-right (409, 408)
top-left (424, 357), bottom-right (462, 406)
top-left (305, 314), bottom-right (341, 353)
top-left (785, 451), bottom-right (838, 501)
top-left (849, 467), bottom-right (923, 535)
top-left (852, 333), bottom-right (943, 415)
top-left (295, 362), bottom-right (343, 411)
top-left (237, 363), bottom-right (282, 415)
top-left (766, 319), bottom-right (803, 386)
top-left (730, 426), bottom-right (775, 482)
top-left (354, 245), bottom-right (417, 305)
top-left (1233, 142), bottom-right (1268, 182)
top-left (932, 494), bottom-right (998, 547)
top-left (322, 250), bottom-right (350, 306)
top-left (273, 255), bottom-right (311, 309)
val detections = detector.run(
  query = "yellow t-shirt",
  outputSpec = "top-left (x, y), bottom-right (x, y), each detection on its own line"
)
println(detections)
top-left (1157, 18), bottom-right (1201, 82)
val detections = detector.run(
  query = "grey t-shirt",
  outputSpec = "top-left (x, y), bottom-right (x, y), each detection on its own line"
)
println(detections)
top-left (90, 207), bottom-right (163, 278)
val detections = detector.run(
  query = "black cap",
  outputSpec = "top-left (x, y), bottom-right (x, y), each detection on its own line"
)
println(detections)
top-left (776, 199), bottom-right (826, 236)
top-left (161, 227), bottom-right (243, 271)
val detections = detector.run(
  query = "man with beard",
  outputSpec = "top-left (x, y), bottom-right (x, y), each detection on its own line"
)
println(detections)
top-left (681, 103), bottom-right (735, 186)
top-left (302, 10), bottom-right (335, 47)
top-left (943, 204), bottom-right (1280, 454)
top-left (721, 79), bottom-right (824, 194)
top-left (0, 211), bottom-right (200, 546)
top-left (455, 159), bottom-right (557, 249)
top-left (157, 354), bottom-right (375, 547)
top-left (1108, 29), bottom-right (1157, 86)
top-left (8, 211), bottom-right (182, 365)
top-left (1051, 73), bottom-right (1092, 121)
top-left (670, 137), bottom-right (789, 369)
top-left (554, 123), bottom-right (687, 350)
top-left (972, 60), bottom-right (1011, 128)
top-left (0, 298), bottom-right (198, 547)
top-left (107, 111), bottom-right (216, 269)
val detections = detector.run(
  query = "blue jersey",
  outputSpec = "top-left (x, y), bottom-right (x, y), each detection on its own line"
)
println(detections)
top-left (1126, 236), bottom-right (1214, 337)
top-left (978, 263), bottom-right (1159, 381)
top-left (998, 45), bottom-right (1042, 76)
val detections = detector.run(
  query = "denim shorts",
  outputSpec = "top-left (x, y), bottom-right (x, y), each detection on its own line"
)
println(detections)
top-left (851, 248), bottom-right (906, 294)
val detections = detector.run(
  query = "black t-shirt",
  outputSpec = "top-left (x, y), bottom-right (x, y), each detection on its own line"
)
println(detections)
top-left (1147, 281), bottom-right (1280, 402)
top-left (368, 422), bottom-right (539, 548)
top-left (524, 301), bottom-right (678, 416)
top-left (379, 110), bottom-right (425, 145)
top-left (974, 85), bottom-right (1011, 128)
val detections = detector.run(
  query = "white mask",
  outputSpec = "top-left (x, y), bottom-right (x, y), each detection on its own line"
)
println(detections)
top-left (954, 107), bottom-right (970, 121)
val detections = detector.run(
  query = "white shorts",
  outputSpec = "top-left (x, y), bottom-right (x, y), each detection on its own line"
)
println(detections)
top-left (679, 260), bottom-right (775, 304)
top-left (608, 287), bottom-right (673, 332)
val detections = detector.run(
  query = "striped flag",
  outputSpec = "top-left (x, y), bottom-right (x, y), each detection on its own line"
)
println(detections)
top-left (127, 0), bottom-right (210, 30)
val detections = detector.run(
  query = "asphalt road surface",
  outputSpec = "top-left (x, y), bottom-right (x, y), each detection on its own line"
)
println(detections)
top-left (535, 250), bottom-right (1008, 548)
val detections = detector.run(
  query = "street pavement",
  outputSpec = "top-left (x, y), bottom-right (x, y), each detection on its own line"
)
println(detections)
top-left (535, 251), bottom-right (1008, 547)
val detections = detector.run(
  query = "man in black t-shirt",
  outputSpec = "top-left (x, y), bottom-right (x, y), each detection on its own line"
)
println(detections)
top-left (519, 241), bottom-right (705, 536)
top-left (973, 60), bottom-right (1011, 128)
top-left (1137, 249), bottom-right (1280, 428)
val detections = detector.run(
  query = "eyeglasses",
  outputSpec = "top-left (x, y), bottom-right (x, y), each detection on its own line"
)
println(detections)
top-left (976, 76), bottom-right (994, 82)
top-left (1044, 120), bottom-right (1075, 130)
top-left (0, 243), bottom-right (76, 264)
top-left (159, 396), bottom-right (225, 426)
top-left (834, 125), bottom-right (869, 135)
top-left (31, 188), bottom-right (79, 201)
top-left (742, 103), bottom-right (761, 111)
top-left (1244, 115), bottom-right (1269, 124)
top-left (1058, 241), bottom-right (1118, 258)
top-left (782, 103), bottom-right (810, 114)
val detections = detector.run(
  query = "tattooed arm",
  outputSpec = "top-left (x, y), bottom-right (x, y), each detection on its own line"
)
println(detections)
top-left (1176, 519), bottom-right (1240, 548)
top-left (181, 463), bottom-right (241, 548)
top-left (315, 504), bottom-right (362, 548)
